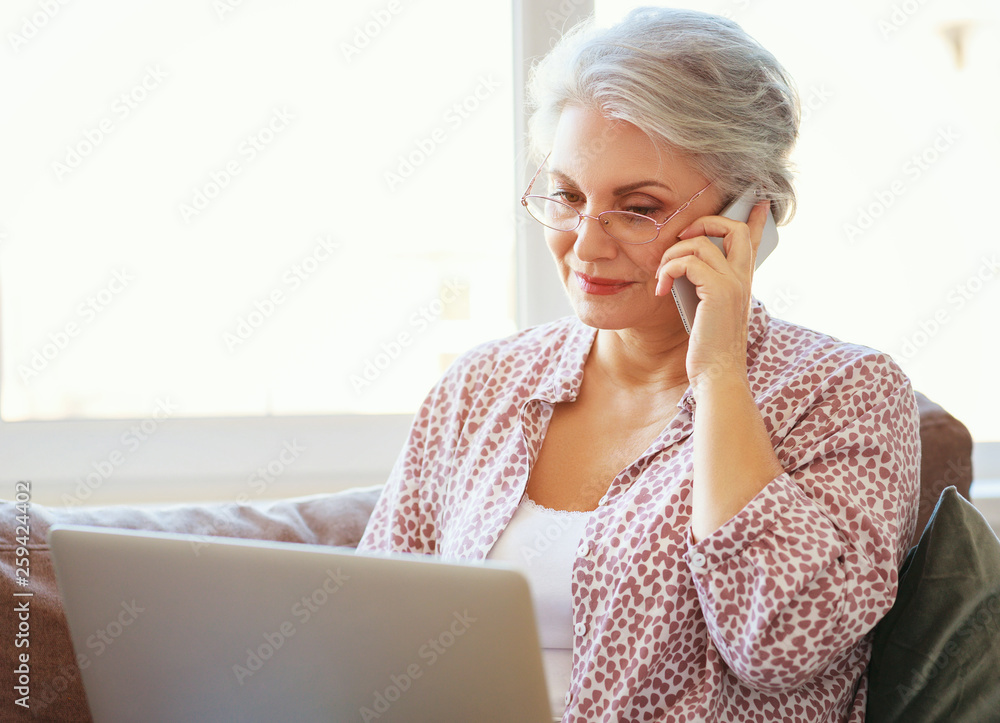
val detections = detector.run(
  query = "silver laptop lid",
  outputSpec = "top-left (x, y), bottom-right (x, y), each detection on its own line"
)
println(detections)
top-left (49, 525), bottom-right (551, 723)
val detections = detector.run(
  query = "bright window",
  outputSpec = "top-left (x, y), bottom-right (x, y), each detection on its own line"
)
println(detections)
top-left (1, 0), bottom-right (516, 420)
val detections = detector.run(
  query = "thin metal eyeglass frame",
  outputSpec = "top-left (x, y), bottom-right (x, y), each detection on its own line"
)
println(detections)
top-left (520, 152), bottom-right (713, 245)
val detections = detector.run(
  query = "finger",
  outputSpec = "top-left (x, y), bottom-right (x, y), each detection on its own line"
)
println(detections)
top-left (747, 199), bottom-right (769, 247)
top-left (678, 210), bottom-right (760, 279)
top-left (654, 255), bottom-right (715, 297)
top-left (656, 238), bottom-right (728, 278)
top-left (677, 215), bottom-right (742, 241)
top-left (740, 200), bottom-right (769, 276)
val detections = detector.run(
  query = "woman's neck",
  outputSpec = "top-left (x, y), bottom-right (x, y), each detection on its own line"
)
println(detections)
top-left (589, 327), bottom-right (690, 400)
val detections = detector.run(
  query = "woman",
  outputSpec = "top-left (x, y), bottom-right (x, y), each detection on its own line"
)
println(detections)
top-left (359, 7), bottom-right (920, 722)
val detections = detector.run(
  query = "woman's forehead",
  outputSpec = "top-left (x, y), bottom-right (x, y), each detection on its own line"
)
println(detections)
top-left (550, 107), bottom-right (651, 160)
top-left (547, 108), bottom-right (699, 195)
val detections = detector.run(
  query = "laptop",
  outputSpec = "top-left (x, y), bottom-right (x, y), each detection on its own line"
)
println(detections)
top-left (48, 525), bottom-right (553, 722)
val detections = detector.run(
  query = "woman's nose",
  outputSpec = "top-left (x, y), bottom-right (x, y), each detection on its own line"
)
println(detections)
top-left (572, 213), bottom-right (619, 261)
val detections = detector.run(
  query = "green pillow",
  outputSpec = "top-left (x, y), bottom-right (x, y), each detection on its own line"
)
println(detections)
top-left (867, 486), bottom-right (1000, 722)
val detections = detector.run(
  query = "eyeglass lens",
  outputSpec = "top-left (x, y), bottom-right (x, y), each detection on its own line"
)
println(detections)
top-left (523, 196), bottom-right (658, 244)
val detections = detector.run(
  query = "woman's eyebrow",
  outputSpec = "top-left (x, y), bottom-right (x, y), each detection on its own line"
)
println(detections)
top-left (613, 179), bottom-right (674, 195)
top-left (547, 168), bottom-right (675, 196)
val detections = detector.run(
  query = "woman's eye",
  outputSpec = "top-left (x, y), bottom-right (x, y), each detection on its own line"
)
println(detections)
top-left (625, 205), bottom-right (658, 218)
top-left (620, 195), bottom-right (664, 219)
top-left (551, 190), bottom-right (582, 204)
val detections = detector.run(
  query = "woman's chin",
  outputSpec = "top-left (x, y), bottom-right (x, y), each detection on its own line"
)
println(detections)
top-left (567, 294), bottom-right (640, 330)
top-left (566, 290), bottom-right (683, 332)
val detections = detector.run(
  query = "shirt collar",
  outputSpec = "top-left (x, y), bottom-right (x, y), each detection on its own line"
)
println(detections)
top-left (530, 318), bottom-right (597, 405)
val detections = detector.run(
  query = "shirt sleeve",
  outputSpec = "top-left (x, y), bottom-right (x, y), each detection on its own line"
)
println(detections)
top-left (356, 343), bottom-right (494, 555)
top-left (683, 351), bottom-right (921, 693)
top-left (356, 380), bottom-right (444, 555)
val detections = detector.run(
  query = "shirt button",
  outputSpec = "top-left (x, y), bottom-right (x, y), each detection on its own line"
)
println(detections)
top-left (574, 622), bottom-right (587, 637)
top-left (598, 495), bottom-right (609, 507)
top-left (564, 692), bottom-right (572, 706)
top-left (576, 542), bottom-right (590, 557)
top-left (689, 552), bottom-right (707, 569)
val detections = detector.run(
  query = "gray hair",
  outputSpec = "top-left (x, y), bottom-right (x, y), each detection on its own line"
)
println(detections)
top-left (527, 7), bottom-right (800, 224)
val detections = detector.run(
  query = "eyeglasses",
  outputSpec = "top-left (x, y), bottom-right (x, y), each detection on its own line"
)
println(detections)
top-left (520, 152), bottom-right (712, 245)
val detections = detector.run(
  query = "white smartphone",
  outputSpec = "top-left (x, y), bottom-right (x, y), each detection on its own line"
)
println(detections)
top-left (670, 190), bottom-right (779, 334)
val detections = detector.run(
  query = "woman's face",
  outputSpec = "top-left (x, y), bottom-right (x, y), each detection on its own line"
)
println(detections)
top-left (544, 105), bottom-right (725, 333)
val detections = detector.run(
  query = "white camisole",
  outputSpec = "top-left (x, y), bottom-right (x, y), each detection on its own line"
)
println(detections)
top-left (486, 492), bottom-right (591, 721)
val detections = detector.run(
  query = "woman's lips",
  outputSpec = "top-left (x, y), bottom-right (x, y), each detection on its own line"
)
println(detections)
top-left (573, 271), bottom-right (635, 295)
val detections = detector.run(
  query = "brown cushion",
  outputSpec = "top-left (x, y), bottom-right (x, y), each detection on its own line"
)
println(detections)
top-left (0, 486), bottom-right (381, 722)
top-left (914, 392), bottom-right (974, 547)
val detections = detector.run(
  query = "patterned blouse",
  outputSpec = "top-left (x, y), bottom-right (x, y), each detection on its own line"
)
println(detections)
top-left (357, 298), bottom-right (921, 722)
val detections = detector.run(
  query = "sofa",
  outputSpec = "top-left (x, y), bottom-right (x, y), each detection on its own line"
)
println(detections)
top-left (0, 392), bottom-right (978, 721)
